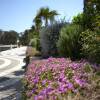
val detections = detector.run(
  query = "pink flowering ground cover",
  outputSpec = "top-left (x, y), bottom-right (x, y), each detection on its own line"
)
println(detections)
top-left (22, 58), bottom-right (100, 100)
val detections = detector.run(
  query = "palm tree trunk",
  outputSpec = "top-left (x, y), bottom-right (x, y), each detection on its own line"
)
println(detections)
top-left (50, 17), bottom-right (54, 25)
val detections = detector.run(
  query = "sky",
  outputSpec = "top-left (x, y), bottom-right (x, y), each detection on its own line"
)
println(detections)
top-left (0, 0), bottom-right (83, 33)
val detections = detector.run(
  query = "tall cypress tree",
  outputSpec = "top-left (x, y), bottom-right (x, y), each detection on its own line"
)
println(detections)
top-left (83, 0), bottom-right (100, 30)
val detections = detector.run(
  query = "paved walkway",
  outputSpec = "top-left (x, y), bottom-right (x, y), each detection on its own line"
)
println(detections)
top-left (0, 47), bottom-right (26, 100)
top-left (0, 70), bottom-right (24, 100)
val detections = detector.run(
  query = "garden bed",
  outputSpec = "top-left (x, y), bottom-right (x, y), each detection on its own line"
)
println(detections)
top-left (22, 57), bottom-right (100, 100)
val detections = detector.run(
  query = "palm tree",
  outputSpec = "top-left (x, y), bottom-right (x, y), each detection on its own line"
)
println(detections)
top-left (40, 7), bottom-right (50, 26)
top-left (49, 10), bottom-right (58, 25)
top-left (34, 7), bottom-right (58, 27)
top-left (34, 16), bottom-right (42, 32)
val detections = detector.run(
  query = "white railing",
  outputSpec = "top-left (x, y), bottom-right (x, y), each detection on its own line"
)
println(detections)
top-left (0, 45), bottom-right (17, 48)
top-left (0, 45), bottom-right (17, 51)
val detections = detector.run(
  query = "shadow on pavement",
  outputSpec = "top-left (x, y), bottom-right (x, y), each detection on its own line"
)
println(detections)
top-left (0, 77), bottom-right (11, 83)
top-left (0, 79), bottom-right (22, 100)
top-left (0, 70), bottom-right (25, 100)
top-left (13, 70), bottom-right (25, 76)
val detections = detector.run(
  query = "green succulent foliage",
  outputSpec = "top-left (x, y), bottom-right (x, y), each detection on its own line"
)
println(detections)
top-left (80, 29), bottom-right (100, 63)
top-left (84, 64), bottom-right (93, 73)
top-left (57, 24), bottom-right (82, 59)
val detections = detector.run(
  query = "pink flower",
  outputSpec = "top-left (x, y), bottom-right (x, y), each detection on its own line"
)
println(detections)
top-left (24, 57), bottom-right (91, 99)
top-left (74, 78), bottom-right (85, 87)
top-left (37, 96), bottom-right (44, 100)
top-left (34, 95), bottom-right (44, 100)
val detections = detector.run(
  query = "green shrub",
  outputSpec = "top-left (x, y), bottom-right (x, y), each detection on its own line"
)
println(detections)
top-left (36, 38), bottom-right (41, 51)
top-left (80, 29), bottom-right (100, 64)
top-left (30, 38), bottom-right (37, 47)
top-left (57, 24), bottom-right (82, 59)
top-left (40, 22), bottom-right (67, 57)
top-left (72, 13), bottom-right (84, 27)
top-left (29, 37), bottom-right (41, 51)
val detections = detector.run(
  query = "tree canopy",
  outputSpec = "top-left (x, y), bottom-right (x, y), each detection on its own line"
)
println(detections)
top-left (0, 30), bottom-right (19, 45)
